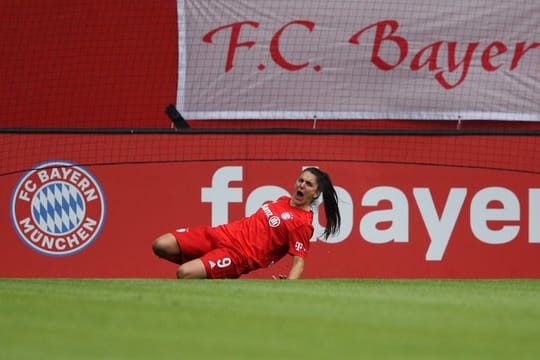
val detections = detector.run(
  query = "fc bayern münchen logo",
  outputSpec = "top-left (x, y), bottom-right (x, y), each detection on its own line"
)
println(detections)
top-left (10, 160), bottom-right (106, 256)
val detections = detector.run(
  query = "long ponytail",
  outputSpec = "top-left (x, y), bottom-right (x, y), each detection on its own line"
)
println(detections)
top-left (304, 167), bottom-right (341, 240)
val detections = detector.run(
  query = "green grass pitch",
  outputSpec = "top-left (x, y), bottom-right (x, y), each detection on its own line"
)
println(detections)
top-left (1, 279), bottom-right (539, 359)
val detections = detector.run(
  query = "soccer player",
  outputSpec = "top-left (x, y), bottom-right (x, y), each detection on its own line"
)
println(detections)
top-left (152, 167), bottom-right (341, 279)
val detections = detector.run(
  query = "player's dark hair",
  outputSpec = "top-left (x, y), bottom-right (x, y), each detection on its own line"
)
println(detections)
top-left (303, 167), bottom-right (341, 240)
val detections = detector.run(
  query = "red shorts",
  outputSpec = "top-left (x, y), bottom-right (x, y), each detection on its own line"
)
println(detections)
top-left (172, 226), bottom-right (250, 279)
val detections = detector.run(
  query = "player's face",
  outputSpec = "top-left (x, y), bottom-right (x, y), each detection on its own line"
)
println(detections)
top-left (291, 171), bottom-right (320, 209)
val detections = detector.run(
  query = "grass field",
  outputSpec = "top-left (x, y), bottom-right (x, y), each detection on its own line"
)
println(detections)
top-left (1, 279), bottom-right (539, 359)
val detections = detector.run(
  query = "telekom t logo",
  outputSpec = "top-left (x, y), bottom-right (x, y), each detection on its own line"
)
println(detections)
top-left (201, 166), bottom-right (243, 226)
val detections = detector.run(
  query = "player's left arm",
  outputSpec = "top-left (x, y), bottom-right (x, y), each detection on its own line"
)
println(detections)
top-left (287, 255), bottom-right (305, 279)
top-left (281, 223), bottom-right (311, 279)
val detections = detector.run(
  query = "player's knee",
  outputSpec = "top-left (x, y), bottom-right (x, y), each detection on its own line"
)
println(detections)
top-left (152, 234), bottom-right (170, 258)
top-left (176, 266), bottom-right (190, 279)
top-left (151, 239), bottom-right (162, 257)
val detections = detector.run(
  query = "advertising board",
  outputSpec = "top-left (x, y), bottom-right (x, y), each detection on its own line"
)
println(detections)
top-left (2, 134), bottom-right (539, 278)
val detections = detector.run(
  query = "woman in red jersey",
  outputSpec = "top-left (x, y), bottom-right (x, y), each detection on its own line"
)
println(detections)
top-left (152, 167), bottom-right (340, 279)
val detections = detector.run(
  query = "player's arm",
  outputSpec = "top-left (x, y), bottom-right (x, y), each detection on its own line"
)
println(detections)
top-left (287, 255), bottom-right (305, 279)
top-left (272, 256), bottom-right (304, 280)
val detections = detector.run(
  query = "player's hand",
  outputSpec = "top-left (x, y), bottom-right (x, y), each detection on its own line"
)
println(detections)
top-left (272, 274), bottom-right (288, 280)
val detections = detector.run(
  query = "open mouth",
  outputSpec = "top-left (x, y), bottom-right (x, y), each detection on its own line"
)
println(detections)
top-left (296, 190), bottom-right (304, 198)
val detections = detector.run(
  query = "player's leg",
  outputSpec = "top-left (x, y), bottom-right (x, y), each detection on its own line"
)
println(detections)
top-left (152, 233), bottom-right (183, 264)
top-left (153, 226), bottom-right (215, 266)
top-left (176, 259), bottom-right (208, 279)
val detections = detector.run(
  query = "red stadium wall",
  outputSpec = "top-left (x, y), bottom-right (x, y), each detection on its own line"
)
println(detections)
top-left (1, 133), bottom-right (540, 278)
top-left (0, 1), bottom-right (177, 128)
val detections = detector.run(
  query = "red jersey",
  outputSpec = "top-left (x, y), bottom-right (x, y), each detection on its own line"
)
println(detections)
top-left (213, 196), bottom-right (314, 269)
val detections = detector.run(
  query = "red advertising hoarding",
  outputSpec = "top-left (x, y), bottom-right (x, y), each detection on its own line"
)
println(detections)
top-left (1, 133), bottom-right (539, 278)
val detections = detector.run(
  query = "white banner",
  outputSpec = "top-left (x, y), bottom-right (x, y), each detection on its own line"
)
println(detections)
top-left (177, 0), bottom-right (540, 121)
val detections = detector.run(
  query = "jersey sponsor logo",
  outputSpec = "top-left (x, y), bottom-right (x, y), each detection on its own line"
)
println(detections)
top-left (10, 160), bottom-right (106, 257)
top-left (261, 203), bottom-right (282, 227)
top-left (268, 215), bottom-right (281, 227)
top-left (261, 203), bottom-right (274, 218)
top-left (294, 241), bottom-right (304, 251)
